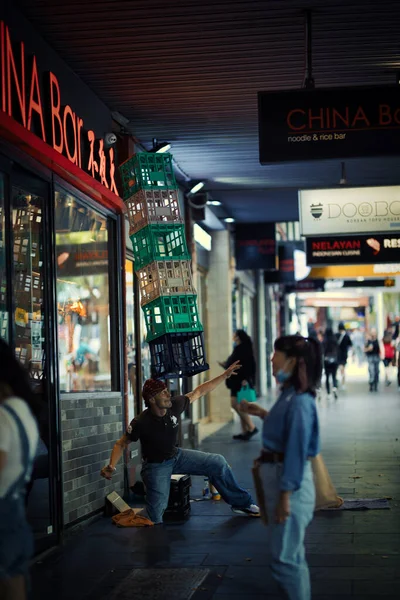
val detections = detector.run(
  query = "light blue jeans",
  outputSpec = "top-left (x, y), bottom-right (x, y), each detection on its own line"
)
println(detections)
top-left (260, 461), bottom-right (315, 600)
top-left (141, 448), bottom-right (253, 523)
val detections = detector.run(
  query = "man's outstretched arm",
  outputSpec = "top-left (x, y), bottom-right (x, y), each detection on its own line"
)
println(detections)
top-left (186, 360), bottom-right (241, 403)
top-left (100, 434), bottom-right (131, 480)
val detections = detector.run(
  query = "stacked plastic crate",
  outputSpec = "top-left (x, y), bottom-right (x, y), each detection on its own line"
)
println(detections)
top-left (119, 152), bottom-right (209, 379)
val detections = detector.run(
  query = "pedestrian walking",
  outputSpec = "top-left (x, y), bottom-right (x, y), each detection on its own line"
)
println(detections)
top-left (323, 328), bottom-right (339, 398)
top-left (382, 329), bottom-right (395, 387)
top-left (240, 335), bottom-right (322, 600)
top-left (365, 329), bottom-right (380, 392)
top-left (0, 340), bottom-right (39, 600)
top-left (101, 362), bottom-right (259, 524)
top-left (336, 323), bottom-right (352, 389)
top-left (219, 330), bottom-right (258, 441)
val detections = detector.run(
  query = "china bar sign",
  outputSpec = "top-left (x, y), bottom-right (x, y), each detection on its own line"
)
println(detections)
top-left (0, 21), bottom-right (118, 194)
top-left (258, 86), bottom-right (400, 163)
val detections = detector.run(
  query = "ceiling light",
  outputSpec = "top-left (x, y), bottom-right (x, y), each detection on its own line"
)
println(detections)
top-left (155, 142), bottom-right (171, 153)
top-left (188, 182), bottom-right (205, 195)
top-left (151, 139), bottom-right (171, 153)
top-left (224, 217), bottom-right (235, 223)
top-left (207, 200), bottom-right (222, 206)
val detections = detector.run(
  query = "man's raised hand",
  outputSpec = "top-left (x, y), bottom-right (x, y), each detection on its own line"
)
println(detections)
top-left (224, 360), bottom-right (242, 379)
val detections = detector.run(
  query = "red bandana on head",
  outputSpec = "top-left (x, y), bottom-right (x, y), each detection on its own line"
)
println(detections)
top-left (142, 379), bottom-right (167, 402)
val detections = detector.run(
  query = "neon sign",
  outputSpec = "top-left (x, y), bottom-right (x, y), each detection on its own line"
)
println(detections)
top-left (0, 21), bottom-right (118, 195)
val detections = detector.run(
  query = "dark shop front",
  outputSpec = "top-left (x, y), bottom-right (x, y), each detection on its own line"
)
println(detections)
top-left (0, 5), bottom-right (132, 552)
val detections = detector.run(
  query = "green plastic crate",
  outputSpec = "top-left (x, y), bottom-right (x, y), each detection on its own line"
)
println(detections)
top-left (119, 152), bottom-right (176, 198)
top-left (142, 294), bottom-right (203, 342)
top-left (130, 223), bottom-right (190, 269)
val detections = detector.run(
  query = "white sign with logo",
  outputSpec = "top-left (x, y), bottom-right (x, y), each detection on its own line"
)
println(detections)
top-left (299, 186), bottom-right (400, 236)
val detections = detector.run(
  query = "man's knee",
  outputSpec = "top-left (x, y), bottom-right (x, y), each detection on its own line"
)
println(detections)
top-left (209, 453), bottom-right (228, 472)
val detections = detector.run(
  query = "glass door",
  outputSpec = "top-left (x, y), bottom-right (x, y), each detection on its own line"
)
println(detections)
top-left (10, 169), bottom-right (58, 553)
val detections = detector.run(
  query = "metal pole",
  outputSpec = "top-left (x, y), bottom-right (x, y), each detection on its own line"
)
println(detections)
top-left (304, 9), bottom-right (315, 89)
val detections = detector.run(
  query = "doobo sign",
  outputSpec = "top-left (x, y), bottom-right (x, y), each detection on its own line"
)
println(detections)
top-left (299, 186), bottom-right (400, 236)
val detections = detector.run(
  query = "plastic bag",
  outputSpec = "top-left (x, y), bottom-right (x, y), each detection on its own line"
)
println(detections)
top-left (237, 383), bottom-right (256, 403)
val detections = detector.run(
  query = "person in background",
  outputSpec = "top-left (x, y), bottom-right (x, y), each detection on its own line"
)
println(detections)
top-left (365, 329), bottom-right (381, 392)
top-left (219, 330), bottom-right (257, 441)
top-left (396, 337), bottom-right (400, 392)
top-left (336, 323), bottom-right (352, 389)
top-left (240, 335), bottom-right (322, 600)
top-left (351, 327), bottom-right (365, 366)
top-left (323, 328), bottom-right (339, 398)
top-left (0, 340), bottom-right (39, 600)
top-left (391, 316), bottom-right (400, 341)
top-left (382, 329), bottom-right (395, 387)
top-left (101, 363), bottom-right (260, 524)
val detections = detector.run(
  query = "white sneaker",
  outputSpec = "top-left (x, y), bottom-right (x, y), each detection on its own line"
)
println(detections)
top-left (333, 388), bottom-right (338, 399)
top-left (231, 504), bottom-right (260, 517)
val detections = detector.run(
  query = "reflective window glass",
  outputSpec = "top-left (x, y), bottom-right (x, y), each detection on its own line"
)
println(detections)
top-left (0, 174), bottom-right (7, 341)
top-left (55, 189), bottom-right (111, 392)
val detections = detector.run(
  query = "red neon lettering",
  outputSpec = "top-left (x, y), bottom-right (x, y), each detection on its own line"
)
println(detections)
top-left (1, 22), bottom-right (6, 113)
top-left (49, 72), bottom-right (63, 153)
top-left (287, 108), bottom-right (305, 131)
top-left (379, 104), bottom-right (391, 126)
top-left (332, 107), bottom-right (349, 128)
top-left (109, 148), bottom-right (119, 195)
top-left (27, 55), bottom-right (46, 142)
top-left (98, 140), bottom-right (109, 188)
top-left (77, 117), bottom-right (83, 168)
top-left (352, 106), bottom-right (370, 127)
top-left (6, 25), bottom-right (26, 127)
top-left (87, 130), bottom-right (98, 178)
top-left (63, 105), bottom-right (77, 164)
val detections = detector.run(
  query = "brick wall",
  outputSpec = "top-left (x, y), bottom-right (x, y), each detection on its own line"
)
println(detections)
top-left (60, 392), bottom-right (124, 525)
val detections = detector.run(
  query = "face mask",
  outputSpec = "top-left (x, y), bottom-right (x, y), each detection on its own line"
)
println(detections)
top-left (276, 369), bottom-right (291, 384)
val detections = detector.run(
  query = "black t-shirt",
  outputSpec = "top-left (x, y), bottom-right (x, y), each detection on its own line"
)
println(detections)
top-left (125, 395), bottom-right (190, 463)
top-left (365, 339), bottom-right (380, 356)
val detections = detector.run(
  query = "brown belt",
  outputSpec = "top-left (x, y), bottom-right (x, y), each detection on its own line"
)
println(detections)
top-left (258, 450), bottom-right (285, 464)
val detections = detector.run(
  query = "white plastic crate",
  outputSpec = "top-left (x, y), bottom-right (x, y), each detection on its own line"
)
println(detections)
top-left (137, 259), bottom-right (195, 306)
top-left (125, 188), bottom-right (183, 235)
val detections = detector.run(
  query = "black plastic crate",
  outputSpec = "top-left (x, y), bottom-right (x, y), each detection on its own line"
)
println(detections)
top-left (149, 331), bottom-right (209, 379)
top-left (164, 474), bottom-right (191, 521)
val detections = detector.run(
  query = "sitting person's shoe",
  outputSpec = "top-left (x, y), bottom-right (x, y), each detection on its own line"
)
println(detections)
top-left (231, 504), bottom-right (260, 517)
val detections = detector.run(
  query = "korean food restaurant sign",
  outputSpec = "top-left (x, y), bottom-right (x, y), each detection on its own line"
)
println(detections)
top-left (0, 21), bottom-right (118, 195)
top-left (258, 86), bottom-right (400, 163)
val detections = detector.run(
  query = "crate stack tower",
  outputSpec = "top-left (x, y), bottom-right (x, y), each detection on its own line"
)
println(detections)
top-left (119, 152), bottom-right (209, 379)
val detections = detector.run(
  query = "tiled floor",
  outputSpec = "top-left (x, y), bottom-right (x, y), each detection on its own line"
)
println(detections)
top-left (31, 378), bottom-right (400, 599)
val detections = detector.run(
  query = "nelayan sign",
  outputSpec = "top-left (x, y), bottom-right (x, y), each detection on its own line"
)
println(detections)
top-left (258, 86), bottom-right (400, 164)
top-left (299, 186), bottom-right (400, 236)
top-left (306, 234), bottom-right (400, 266)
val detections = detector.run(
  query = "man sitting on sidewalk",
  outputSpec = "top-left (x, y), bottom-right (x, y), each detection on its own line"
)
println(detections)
top-left (101, 361), bottom-right (259, 524)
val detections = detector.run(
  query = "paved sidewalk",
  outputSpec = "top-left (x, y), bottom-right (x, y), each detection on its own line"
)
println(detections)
top-left (31, 381), bottom-right (400, 599)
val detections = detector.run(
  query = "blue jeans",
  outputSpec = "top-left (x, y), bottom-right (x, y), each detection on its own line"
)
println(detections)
top-left (141, 448), bottom-right (253, 523)
top-left (260, 461), bottom-right (315, 600)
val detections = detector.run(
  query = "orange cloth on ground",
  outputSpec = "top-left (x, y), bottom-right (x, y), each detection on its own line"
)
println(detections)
top-left (112, 509), bottom-right (154, 527)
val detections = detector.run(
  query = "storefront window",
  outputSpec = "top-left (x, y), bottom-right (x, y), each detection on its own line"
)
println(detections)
top-left (126, 259), bottom-right (136, 420)
top-left (0, 174), bottom-right (7, 341)
top-left (140, 307), bottom-right (151, 410)
top-left (12, 184), bottom-right (45, 379)
top-left (55, 189), bottom-right (112, 392)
